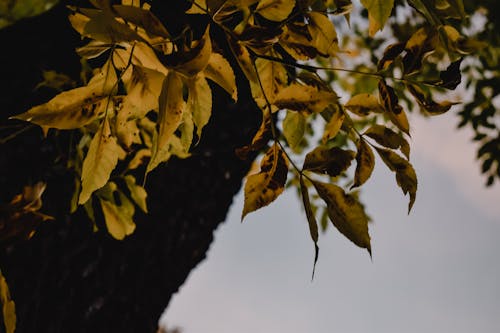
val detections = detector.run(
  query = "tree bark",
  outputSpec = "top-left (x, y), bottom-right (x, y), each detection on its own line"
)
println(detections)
top-left (0, 3), bottom-right (261, 332)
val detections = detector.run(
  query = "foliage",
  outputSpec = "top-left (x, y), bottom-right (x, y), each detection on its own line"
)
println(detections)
top-left (1, 0), bottom-right (499, 329)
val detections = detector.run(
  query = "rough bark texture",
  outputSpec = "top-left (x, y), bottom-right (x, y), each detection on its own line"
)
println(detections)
top-left (0, 2), bottom-right (260, 332)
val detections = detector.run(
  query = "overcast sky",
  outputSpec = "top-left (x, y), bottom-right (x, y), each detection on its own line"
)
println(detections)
top-left (160, 110), bottom-right (500, 333)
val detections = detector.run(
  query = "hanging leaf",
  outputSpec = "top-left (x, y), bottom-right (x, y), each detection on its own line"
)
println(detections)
top-left (437, 58), bottom-right (463, 90)
top-left (255, 0), bottom-right (295, 22)
top-left (79, 117), bottom-right (123, 204)
top-left (402, 27), bottom-right (437, 75)
top-left (255, 56), bottom-right (288, 106)
top-left (303, 146), bottom-right (355, 177)
top-left (242, 143), bottom-right (289, 220)
top-left (375, 147), bottom-right (418, 213)
top-left (274, 83), bottom-right (337, 114)
top-left (312, 181), bottom-right (371, 255)
top-left (344, 93), bottom-right (383, 116)
top-left (283, 110), bottom-right (306, 151)
top-left (204, 52), bottom-right (238, 101)
top-left (378, 80), bottom-right (410, 135)
top-left (235, 111), bottom-right (272, 159)
top-left (406, 83), bottom-right (457, 115)
top-left (0, 269), bottom-right (16, 333)
top-left (299, 176), bottom-right (319, 280)
top-left (83, 10), bottom-right (146, 43)
top-left (307, 12), bottom-right (338, 56)
top-left (377, 41), bottom-right (405, 70)
top-left (168, 27), bottom-right (212, 77)
top-left (124, 175), bottom-right (148, 213)
top-left (187, 74), bottom-right (213, 139)
top-left (364, 124), bottom-right (404, 150)
top-left (360, 0), bottom-right (394, 36)
top-left (112, 4), bottom-right (170, 38)
top-left (322, 105), bottom-right (345, 143)
top-left (99, 193), bottom-right (136, 240)
top-left (147, 71), bottom-right (185, 172)
top-left (352, 138), bottom-right (375, 188)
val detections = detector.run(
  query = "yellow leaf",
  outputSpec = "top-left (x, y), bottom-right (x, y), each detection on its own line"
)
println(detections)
top-left (307, 12), bottom-right (338, 56)
top-left (375, 147), bottom-right (418, 213)
top-left (313, 181), bottom-right (371, 254)
top-left (147, 71), bottom-right (185, 172)
top-left (169, 27), bottom-right (212, 77)
top-left (280, 23), bottom-right (317, 60)
top-left (364, 124), bottom-right (404, 150)
top-left (345, 93), bottom-right (383, 116)
top-left (322, 105), bottom-right (345, 143)
top-left (242, 143), bottom-right (289, 220)
top-left (83, 10), bottom-right (146, 43)
top-left (187, 0), bottom-right (208, 14)
top-left (378, 80), bottom-right (410, 135)
top-left (299, 176), bottom-right (319, 279)
top-left (124, 175), bottom-right (148, 213)
top-left (283, 110), bottom-right (305, 151)
top-left (204, 52), bottom-right (238, 101)
top-left (79, 117), bottom-right (123, 204)
top-left (255, 56), bottom-right (288, 107)
top-left (352, 138), bottom-right (375, 188)
top-left (235, 110), bottom-right (272, 160)
top-left (112, 4), bottom-right (170, 38)
top-left (360, 0), bottom-right (394, 36)
top-left (256, 0), bottom-right (295, 21)
top-left (274, 83), bottom-right (337, 113)
top-left (99, 194), bottom-right (136, 240)
top-left (0, 269), bottom-right (16, 333)
top-left (11, 59), bottom-right (118, 129)
top-left (303, 146), bottom-right (355, 177)
top-left (187, 74), bottom-right (213, 139)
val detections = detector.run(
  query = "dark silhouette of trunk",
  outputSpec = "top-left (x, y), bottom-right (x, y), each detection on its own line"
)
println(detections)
top-left (0, 2), bottom-right (260, 332)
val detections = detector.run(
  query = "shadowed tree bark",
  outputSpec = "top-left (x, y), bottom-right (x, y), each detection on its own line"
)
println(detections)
top-left (0, 2), bottom-right (261, 332)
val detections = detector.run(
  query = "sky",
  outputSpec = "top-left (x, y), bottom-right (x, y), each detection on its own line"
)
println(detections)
top-left (160, 110), bottom-right (500, 333)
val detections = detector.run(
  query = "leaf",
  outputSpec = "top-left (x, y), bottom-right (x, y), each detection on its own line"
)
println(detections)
top-left (112, 4), bottom-right (170, 38)
top-left (83, 10), bottom-right (146, 43)
top-left (274, 83), bottom-right (337, 114)
top-left (79, 117), bottom-right (123, 204)
top-left (352, 138), bottom-right (375, 188)
top-left (167, 27), bottom-right (212, 77)
top-left (204, 52), bottom-right (237, 101)
top-left (11, 59), bottom-right (118, 129)
top-left (279, 23), bottom-right (318, 60)
top-left (0, 269), bottom-right (16, 333)
top-left (364, 124), bottom-right (404, 150)
top-left (254, 56), bottom-right (288, 107)
top-left (377, 41), bottom-right (405, 70)
top-left (402, 27), bottom-right (437, 75)
top-left (437, 58), bottom-right (462, 90)
top-left (378, 80), bottom-right (410, 135)
top-left (313, 181), bottom-right (371, 254)
top-left (147, 71), bottom-right (185, 172)
top-left (124, 175), bottom-right (148, 213)
top-left (360, 0), bottom-right (394, 36)
top-left (99, 193), bottom-right (136, 240)
top-left (255, 0), bottom-right (295, 22)
top-left (235, 111), bottom-right (272, 159)
top-left (375, 147), bottom-right (418, 213)
top-left (283, 110), bottom-right (305, 151)
top-left (303, 146), bottom-right (355, 177)
top-left (76, 40), bottom-right (113, 59)
top-left (406, 83), bottom-right (457, 115)
top-left (299, 176), bottom-right (319, 280)
top-left (242, 143), bottom-right (289, 220)
top-left (345, 93), bottom-right (383, 116)
top-left (307, 12), bottom-right (338, 56)
top-left (322, 105), bottom-right (345, 143)
top-left (187, 74), bottom-right (213, 139)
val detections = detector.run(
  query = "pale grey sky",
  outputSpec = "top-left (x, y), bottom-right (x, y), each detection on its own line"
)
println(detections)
top-left (161, 111), bottom-right (500, 333)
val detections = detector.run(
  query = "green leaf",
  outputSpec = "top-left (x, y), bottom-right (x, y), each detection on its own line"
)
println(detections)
top-left (187, 74), bottom-right (213, 139)
top-left (313, 181), bottom-right (371, 255)
top-left (352, 138), bottom-right (375, 188)
top-left (360, 0), bottom-right (394, 36)
top-left (242, 143), bottom-right (289, 220)
top-left (303, 146), bottom-right (355, 177)
top-left (147, 71), bottom-right (185, 172)
top-left (299, 176), bottom-right (319, 280)
top-left (256, 0), bottom-right (295, 22)
top-left (79, 117), bottom-right (123, 204)
top-left (375, 147), bottom-right (418, 213)
top-left (0, 269), bottom-right (16, 333)
top-left (283, 110), bottom-right (306, 151)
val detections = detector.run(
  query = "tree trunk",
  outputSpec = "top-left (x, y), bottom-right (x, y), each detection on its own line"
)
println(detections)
top-left (0, 3), bottom-right (260, 332)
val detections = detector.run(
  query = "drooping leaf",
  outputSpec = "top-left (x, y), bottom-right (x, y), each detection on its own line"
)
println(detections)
top-left (124, 175), bottom-right (148, 213)
top-left (377, 41), bottom-right (405, 70)
top-left (236, 111), bottom-right (272, 159)
top-left (345, 93), bottom-right (383, 116)
top-left (254, 56), bottom-right (288, 107)
top-left (242, 143), bottom-right (289, 220)
top-left (11, 59), bottom-right (118, 129)
top-left (79, 117), bottom-right (123, 204)
top-left (187, 74), bottom-right (213, 139)
top-left (204, 52), bottom-right (238, 101)
top-left (378, 80), bottom-right (410, 135)
top-left (255, 0), bottom-right (295, 22)
top-left (283, 110), bottom-right (306, 151)
top-left (406, 83), bottom-right (457, 115)
top-left (352, 138), bottom-right (375, 188)
top-left (0, 269), bottom-right (16, 333)
top-left (99, 192), bottom-right (136, 240)
top-left (299, 176), bottom-right (319, 279)
top-left (307, 12), bottom-right (338, 56)
top-left (168, 27), bottom-right (212, 77)
top-left (313, 181), bottom-right (371, 254)
top-left (147, 71), bottom-right (185, 172)
top-left (375, 147), bottom-right (418, 213)
top-left (322, 104), bottom-right (345, 143)
top-left (360, 0), bottom-right (394, 36)
top-left (303, 146), bottom-right (355, 177)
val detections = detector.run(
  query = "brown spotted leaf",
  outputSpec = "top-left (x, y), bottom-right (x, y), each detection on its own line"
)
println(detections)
top-left (352, 138), bottom-right (375, 188)
top-left (378, 80), bottom-right (410, 135)
top-left (303, 146), bottom-right (355, 177)
top-left (299, 176), bottom-right (319, 279)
